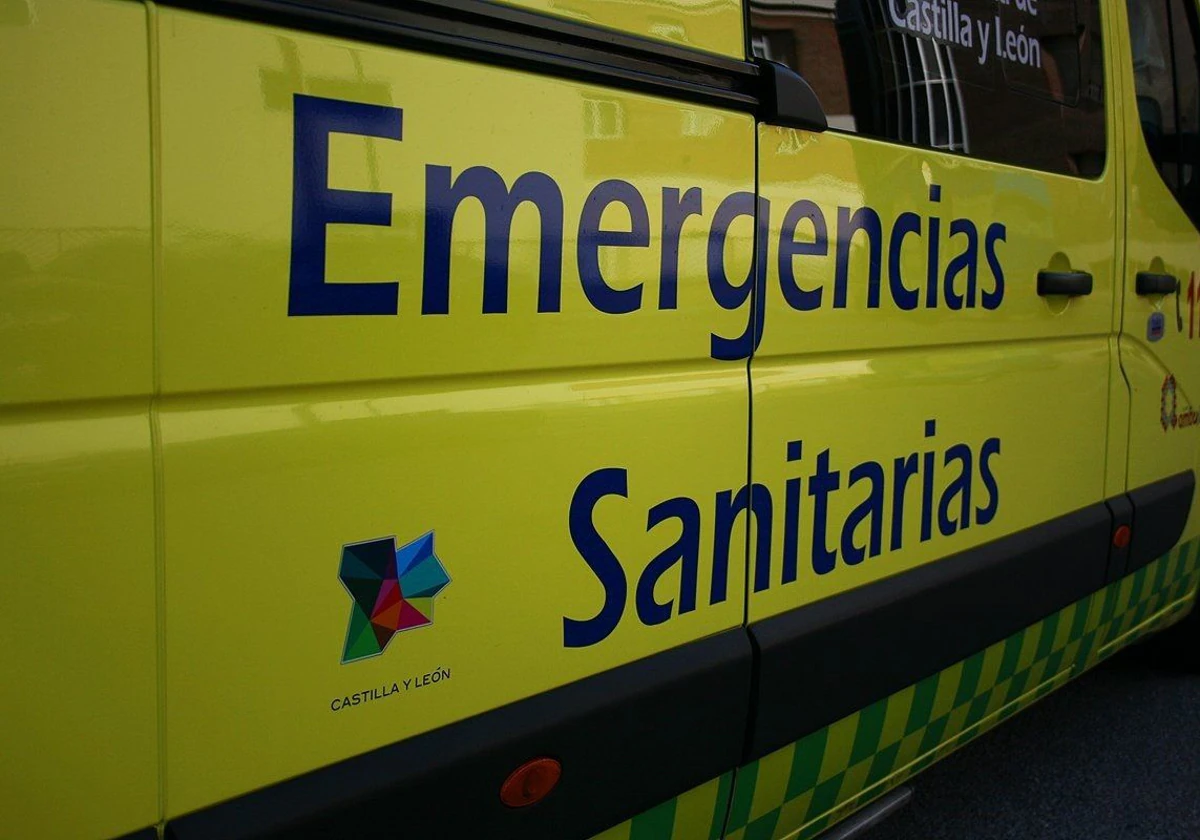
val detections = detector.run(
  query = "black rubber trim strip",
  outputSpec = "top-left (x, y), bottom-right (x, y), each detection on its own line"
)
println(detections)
top-left (1127, 470), bottom-right (1195, 574)
top-left (166, 629), bottom-right (752, 840)
top-left (746, 502), bottom-right (1113, 761)
top-left (158, 0), bottom-right (762, 112)
top-left (111, 829), bottom-right (157, 840)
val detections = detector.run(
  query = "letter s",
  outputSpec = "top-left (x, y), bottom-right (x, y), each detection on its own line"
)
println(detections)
top-left (976, 437), bottom-right (1001, 525)
top-left (982, 223), bottom-right (1006, 310)
top-left (289, 94), bottom-right (402, 316)
top-left (563, 468), bottom-right (630, 647)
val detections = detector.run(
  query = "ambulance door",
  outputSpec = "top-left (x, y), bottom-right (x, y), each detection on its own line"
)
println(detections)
top-left (0, 3), bottom-right (158, 839)
top-left (1115, 0), bottom-right (1200, 577)
top-left (733, 2), bottom-right (1119, 835)
top-left (152, 3), bottom-right (756, 837)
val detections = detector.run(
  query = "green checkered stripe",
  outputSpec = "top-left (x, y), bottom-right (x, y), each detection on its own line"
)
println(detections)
top-left (724, 538), bottom-right (1200, 840)
top-left (592, 537), bottom-right (1200, 840)
top-left (590, 772), bottom-right (734, 840)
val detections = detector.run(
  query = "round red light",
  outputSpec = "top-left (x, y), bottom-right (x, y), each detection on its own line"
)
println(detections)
top-left (1113, 525), bottom-right (1132, 549)
top-left (500, 757), bottom-right (562, 808)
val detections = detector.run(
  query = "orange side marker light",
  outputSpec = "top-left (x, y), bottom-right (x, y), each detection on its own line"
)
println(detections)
top-left (1113, 525), bottom-right (1132, 549)
top-left (500, 757), bottom-right (562, 808)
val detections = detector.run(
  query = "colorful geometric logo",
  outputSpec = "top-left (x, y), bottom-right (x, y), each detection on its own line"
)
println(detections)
top-left (339, 531), bottom-right (450, 664)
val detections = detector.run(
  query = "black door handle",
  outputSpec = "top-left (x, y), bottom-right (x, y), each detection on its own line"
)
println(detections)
top-left (1037, 270), bottom-right (1093, 296)
top-left (1135, 272), bottom-right (1179, 295)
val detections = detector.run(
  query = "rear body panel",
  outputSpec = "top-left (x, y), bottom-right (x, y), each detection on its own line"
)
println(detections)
top-left (1115, 0), bottom-right (1200, 539)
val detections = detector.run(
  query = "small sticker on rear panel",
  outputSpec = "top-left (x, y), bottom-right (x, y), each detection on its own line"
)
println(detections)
top-left (1148, 311), bottom-right (1165, 342)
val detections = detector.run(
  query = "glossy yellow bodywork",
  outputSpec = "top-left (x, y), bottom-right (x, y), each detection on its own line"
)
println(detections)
top-left (0, 2), bottom-right (159, 839)
top-left (154, 8), bottom-right (753, 816)
top-left (1112, 0), bottom-right (1200, 543)
top-left (750, 123), bottom-right (1119, 619)
top-left (3, 0), bottom-right (1199, 838)
top-left (495, 0), bottom-right (744, 58)
top-left (0, 1), bottom-right (154, 404)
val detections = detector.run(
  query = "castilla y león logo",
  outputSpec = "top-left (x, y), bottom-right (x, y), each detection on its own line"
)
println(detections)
top-left (339, 531), bottom-right (450, 664)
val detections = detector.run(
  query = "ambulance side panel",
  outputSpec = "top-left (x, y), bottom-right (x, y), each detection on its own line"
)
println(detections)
top-left (153, 8), bottom-right (756, 837)
top-left (0, 2), bottom-right (159, 838)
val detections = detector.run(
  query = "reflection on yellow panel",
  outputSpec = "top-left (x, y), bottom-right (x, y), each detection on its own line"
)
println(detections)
top-left (495, 0), bottom-right (745, 59)
top-left (0, 0), bottom-right (152, 406)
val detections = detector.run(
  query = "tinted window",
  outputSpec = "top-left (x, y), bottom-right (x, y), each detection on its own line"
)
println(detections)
top-left (1129, 0), bottom-right (1200, 225)
top-left (750, 0), bottom-right (1106, 177)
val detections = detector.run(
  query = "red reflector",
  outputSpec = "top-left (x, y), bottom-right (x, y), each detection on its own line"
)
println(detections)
top-left (500, 757), bottom-right (562, 808)
top-left (1113, 525), bottom-right (1132, 549)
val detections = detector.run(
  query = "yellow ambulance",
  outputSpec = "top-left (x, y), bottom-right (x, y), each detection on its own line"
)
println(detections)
top-left (3, 0), bottom-right (1199, 837)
